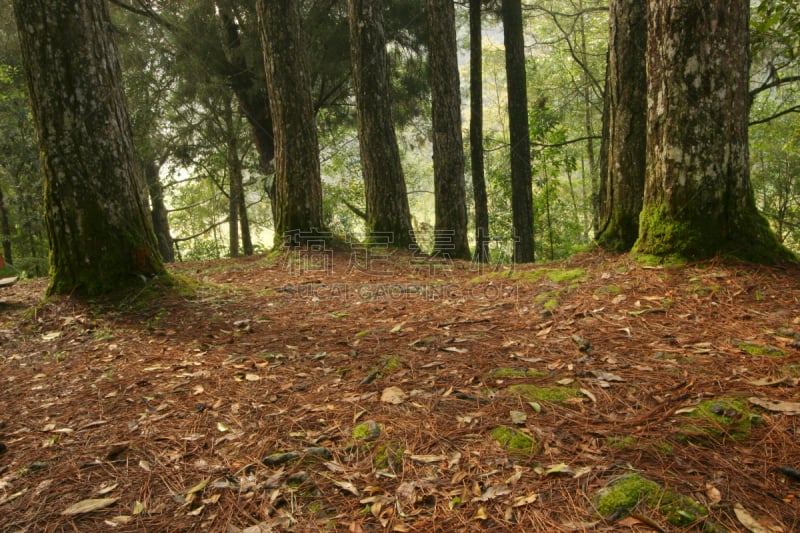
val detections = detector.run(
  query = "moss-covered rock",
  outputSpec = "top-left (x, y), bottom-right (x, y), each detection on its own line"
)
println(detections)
top-left (593, 473), bottom-right (708, 528)
top-left (677, 398), bottom-right (759, 442)
top-left (508, 384), bottom-right (580, 403)
top-left (490, 426), bottom-right (537, 455)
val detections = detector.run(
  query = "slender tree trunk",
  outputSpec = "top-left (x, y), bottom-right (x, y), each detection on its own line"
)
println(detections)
top-left (14, 0), bottom-right (165, 295)
top-left (427, 0), bottom-right (471, 260)
top-left (257, 0), bottom-right (324, 247)
top-left (0, 184), bottom-right (12, 264)
top-left (238, 186), bottom-right (253, 255)
top-left (470, 0), bottom-right (490, 263)
top-left (594, 0), bottom-right (647, 252)
top-left (636, 0), bottom-right (791, 262)
top-left (216, 5), bottom-right (277, 228)
top-left (141, 158), bottom-right (174, 262)
top-left (349, 0), bottom-right (416, 248)
top-left (223, 95), bottom-right (241, 257)
top-left (502, 0), bottom-right (535, 263)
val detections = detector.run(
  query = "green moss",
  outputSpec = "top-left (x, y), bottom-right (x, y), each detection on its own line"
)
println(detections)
top-left (605, 435), bottom-right (637, 449)
top-left (736, 340), bottom-right (785, 358)
top-left (487, 367), bottom-right (548, 379)
top-left (508, 384), bottom-right (580, 403)
top-left (595, 285), bottom-right (623, 297)
top-left (678, 398), bottom-right (758, 442)
top-left (490, 426), bottom-right (537, 454)
top-left (351, 421), bottom-right (382, 441)
top-left (470, 268), bottom-right (587, 285)
top-left (382, 356), bottom-right (402, 371)
top-left (634, 201), bottom-right (796, 264)
top-left (373, 442), bottom-right (404, 471)
top-left (594, 473), bottom-right (708, 527)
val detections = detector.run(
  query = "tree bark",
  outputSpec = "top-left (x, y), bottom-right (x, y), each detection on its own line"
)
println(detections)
top-left (470, 0), bottom-right (490, 263)
top-left (223, 94), bottom-right (241, 257)
top-left (0, 184), bottom-right (12, 265)
top-left (636, 0), bottom-right (791, 262)
top-left (141, 158), bottom-right (174, 262)
top-left (502, 0), bottom-right (535, 262)
top-left (14, 0), bottom-right (165, 295)
top-left (257, 0), bottom-right (324, 247)
top-left (594, 0), bottom-right (647, 252)
top-left (349, 0), bottom-right (416, 248)
top-left (427, 0), bottom-right (471, 260)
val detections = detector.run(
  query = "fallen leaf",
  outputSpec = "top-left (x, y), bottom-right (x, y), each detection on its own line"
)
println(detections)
top-left (512, 493), bottom-right (539, 507)
top-left (734, 502), bottom-right (784, 532)
top-left (381, 386), bottom-right (408, 405)
top-left (472, 484), bottom-right (511, 502)
top-left (510, 410), bottom-right (527, 424)
top-left (62, 498), bottom-right (118, 515)
top-left (186, 478), bottom-right (210, 495)
top-left (410, 454), bottom-right (446, 464)
top-left (332, 479), bottom-right (360, 497)
top-left (749, 397), bottom-right (800, 415)
top-left (705, 484), bottom-right (722, 504)
top-left (579, 388), bottom-right (597, 402)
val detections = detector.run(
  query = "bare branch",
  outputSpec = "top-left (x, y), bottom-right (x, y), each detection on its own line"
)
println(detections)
top-left (749, 104), bottom-right (800, 126)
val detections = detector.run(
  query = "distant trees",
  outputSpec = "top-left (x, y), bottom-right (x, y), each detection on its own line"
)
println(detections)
top-left (13, 0), bottom-right (166, 295)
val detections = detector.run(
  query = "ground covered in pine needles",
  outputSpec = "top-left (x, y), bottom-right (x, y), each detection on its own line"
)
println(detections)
top-left (1, 249), bottom-right (799, 532)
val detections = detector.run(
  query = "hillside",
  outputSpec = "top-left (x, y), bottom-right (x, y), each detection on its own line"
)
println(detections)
top-left (1, 250), bottom-right (798, 532)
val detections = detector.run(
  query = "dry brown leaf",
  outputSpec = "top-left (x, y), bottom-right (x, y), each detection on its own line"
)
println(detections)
top-left (734, 503), bottom-right (784, 532)
top-left (381, 386), bottom-right (408, 404)
top-left (61, 498), bottom-right (118, 515)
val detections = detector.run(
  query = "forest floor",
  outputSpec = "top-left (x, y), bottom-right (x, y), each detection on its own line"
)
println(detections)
top-left (0, 249), bottom-right (799, 532)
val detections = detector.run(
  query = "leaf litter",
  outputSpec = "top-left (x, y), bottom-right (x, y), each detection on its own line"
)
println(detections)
top-left (0, 251), bottom-right (799, 531)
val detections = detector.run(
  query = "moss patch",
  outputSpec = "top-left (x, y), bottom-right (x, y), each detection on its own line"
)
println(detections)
top-left (471, 268), bottom-right (587, 285)
top-left (677, 398), bottom-right (758, 442)
top-left (490, 426), bottom-right (537, 455)
top-left (487, 367), bottom-right (547, 379)
top-left (735, 339), bottom-right (785, 358)
top-left (508, 384), bottom-right (580, 403)
top-left (351, 421), bottom-right (382, 441)
top-left (593, 473), bottom-right (708, 527)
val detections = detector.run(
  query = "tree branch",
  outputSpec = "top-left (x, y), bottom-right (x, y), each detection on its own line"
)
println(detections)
top-left (750, 75), bottom-right (800, 98)
top-left (749, 104), bottom-right (800, 126)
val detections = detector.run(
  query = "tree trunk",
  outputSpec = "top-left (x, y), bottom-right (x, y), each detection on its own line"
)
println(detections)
top-left (469, 0), bottom-right (489, 263)
top-left (0, 183), bottom-right (12, 264)
top-left (223, 95), bottom-right (241, 257)
top-left (216, 5), bottom-right (277, 229)
top-left (141, 158), bottom-right (175, 263)
top-left (594, 0), bottom-right (647, 252)
top-left (238, 185), bottom-right (253, 255)
top-left (14, 0), bottom-right (165, 295)
top-left (470, 0), bottom-right (490, 263)
top-left (257, 0), bottom-right (324, 248)
top-left (502, 0), bottom-right (535, 263)
top-left (427, 0), bottom-right (471, 260)
top-left (349, 0), bottom-right (416, 248)
top-left (636, 0), bottom-right (791, 262)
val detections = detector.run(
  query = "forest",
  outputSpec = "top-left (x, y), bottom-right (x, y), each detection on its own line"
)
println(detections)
top-left (1, 1), bottom-right (800, 532)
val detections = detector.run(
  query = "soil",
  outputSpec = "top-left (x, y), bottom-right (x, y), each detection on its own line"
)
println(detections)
top-left (0, 250), bottom-right (798, 532)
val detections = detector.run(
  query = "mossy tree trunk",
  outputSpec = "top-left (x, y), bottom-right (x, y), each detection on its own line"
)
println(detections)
top-left (13, 0), bottom-right (166, 296)
top-left (257, 0), bottom-right (324, 248)
top-left (141, 158), bottom-right (174, 263)
top-left (502, 0), bottom-right (535, 263)
top-left (427, 0), bottom-right (471, 260)
top-left (470, 0), bottom-right (490, 263)
top-left (349, 0), bottom-right (416, 249)
top-left (635, 0), bottom-right (791, 262)
top-left (595, 0), bottom-right (647, 252)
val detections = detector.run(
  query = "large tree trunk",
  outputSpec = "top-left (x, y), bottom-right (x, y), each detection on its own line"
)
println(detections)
top-left (594, 0), bottom-right (647, 252)
top-left (349, 0), bottom-right (416, 248)
top-left (14, 0), bottom-right (165, 295)
top-left (427, 0), bottom-right (471, 260)
top-left (636, 0), bottom-right (790, 262)
top-left (257, 0), bottom-right (324, 248)
top-left (470, 0), bottom-right (490, 263)
top-left (502, 0), bottom-right (535, 263)
top-left (141, 158), bottom-right (175, 263)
